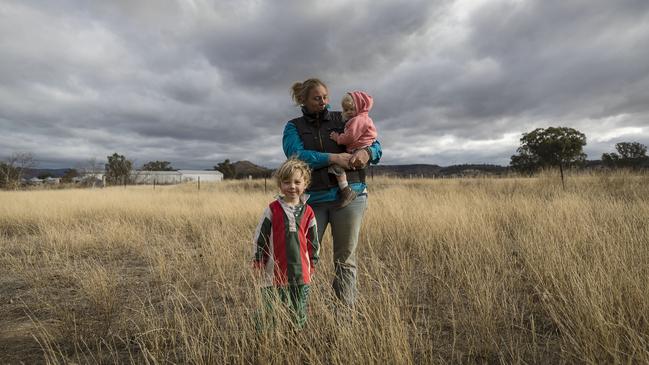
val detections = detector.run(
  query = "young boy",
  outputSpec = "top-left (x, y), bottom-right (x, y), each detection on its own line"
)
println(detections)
top-left (329, 91), bottom-right (378, 208)
top-left (252, 157), bottom-right (319, 328)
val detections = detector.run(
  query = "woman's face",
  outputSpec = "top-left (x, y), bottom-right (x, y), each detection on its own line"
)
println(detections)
top-left (303, 85), bottom-right (329, 114)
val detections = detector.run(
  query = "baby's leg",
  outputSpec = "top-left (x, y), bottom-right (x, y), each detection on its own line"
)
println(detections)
top-left (327, 165), bottom-right (356, 208)
top-left (327, 165), bottom-right (349, 189)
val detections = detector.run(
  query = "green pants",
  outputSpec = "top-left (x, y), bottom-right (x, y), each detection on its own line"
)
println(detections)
top-left (256, 285), bottom-right (310, 330)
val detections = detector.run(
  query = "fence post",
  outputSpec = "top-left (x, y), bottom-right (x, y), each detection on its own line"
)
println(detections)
top-left (198, 176), bottom-right (200, 191)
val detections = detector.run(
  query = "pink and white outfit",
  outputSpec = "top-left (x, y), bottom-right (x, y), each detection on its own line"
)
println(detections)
top-left (333, 91), bottom-right (378, 152)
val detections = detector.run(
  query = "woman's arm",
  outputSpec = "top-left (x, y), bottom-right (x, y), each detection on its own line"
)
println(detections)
top-left (350, 140), bottom-right (382, 168)
top-left (283, 122), bottom-right (351, 169)
top-left (367, 140), bottom-right (382, 164)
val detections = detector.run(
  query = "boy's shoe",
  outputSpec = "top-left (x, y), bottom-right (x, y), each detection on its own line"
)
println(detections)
top-left (338, 186), bottom-right (357, 208)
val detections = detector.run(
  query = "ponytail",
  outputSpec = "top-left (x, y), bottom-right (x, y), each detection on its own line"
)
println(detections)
top-left (290, 78), bottom-right (327, 105)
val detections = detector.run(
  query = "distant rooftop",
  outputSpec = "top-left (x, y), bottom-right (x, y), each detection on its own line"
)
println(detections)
top-left (177, 170), bottom-right (222, 174)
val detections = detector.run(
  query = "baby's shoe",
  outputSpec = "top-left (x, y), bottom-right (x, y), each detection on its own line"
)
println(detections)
top-left (338, 186), bottom-right (357, 208)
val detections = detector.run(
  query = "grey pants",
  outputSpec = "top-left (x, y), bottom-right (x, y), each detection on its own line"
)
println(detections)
top-left (312, 194), bottom-right (368, 307)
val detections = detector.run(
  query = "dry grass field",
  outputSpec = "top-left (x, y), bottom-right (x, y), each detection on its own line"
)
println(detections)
top-left (1, 172), bottom-right (648, 364)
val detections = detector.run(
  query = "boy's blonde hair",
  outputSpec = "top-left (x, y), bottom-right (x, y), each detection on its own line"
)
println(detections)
top-left (273, 157), bottom-right (311, 187)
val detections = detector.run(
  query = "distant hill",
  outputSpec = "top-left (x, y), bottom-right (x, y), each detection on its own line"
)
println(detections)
top-left (27, 160), bottom-right (616, 181)
top-left (232, 160), bottom-right (273, 179)
top-left (438, 164), bottom-right (510, 177)
top-left (23, 168), bottom-right (71, 179)
top-left (369, 164), bottom-right (441, 177)
top-left (229, 160), bottom-right (629, 179)
top-left (370, 164), bottom-right (509, 177)
top-left (228, 161), bottom-right (510, 179)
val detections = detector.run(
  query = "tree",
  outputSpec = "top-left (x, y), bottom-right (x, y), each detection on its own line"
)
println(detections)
top-left (602, 142), bottom-right (648, 169)
top-left (61, 168), bottom-right (79, 183)
top-left (509, 151), bottom-right (538, 176)
top-left (0, 162), bottom-right (19, 188)
top-left (105, 153), bottom-right (133, 185)
top-left (77, 157), bottom-right (105, 187)
top-left (214, 159), bottom-right (236, 179)
top-left (510, 127), bottom-right (587, 188)
top-left (37, 172), bottom-right (54, 179)
top-left (0, 152), bottom-right (36, 189)
top-left (80, 157), bottom-right (103, 176)
top-left (142, 160), bottom-right (174, 171)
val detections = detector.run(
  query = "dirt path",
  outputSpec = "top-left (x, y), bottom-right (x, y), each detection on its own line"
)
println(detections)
top-left (0, 275), bottom-right (45, 364)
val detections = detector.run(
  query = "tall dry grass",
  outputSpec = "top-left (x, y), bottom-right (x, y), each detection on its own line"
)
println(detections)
top-left (1, 171), bottom-right (648, 364)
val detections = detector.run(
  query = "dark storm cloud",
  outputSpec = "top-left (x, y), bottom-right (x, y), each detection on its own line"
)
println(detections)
top-left (1, 0), bottom-right (648, 168)
top-left (200, 1), bottom-right (441, 89)
top-left (464, 0), bottom-right (649, 118)
top-left (364, 0), bottom-right (649, 158)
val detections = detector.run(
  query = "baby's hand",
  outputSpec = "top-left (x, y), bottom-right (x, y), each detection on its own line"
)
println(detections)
top-left (329, 131), bottom-right (339, 141)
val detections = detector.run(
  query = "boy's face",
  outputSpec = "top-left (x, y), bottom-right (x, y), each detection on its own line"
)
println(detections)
top-left (342, 98), bottom-right (356, 121)
top-left (280, 171), bottom-right (307, 200)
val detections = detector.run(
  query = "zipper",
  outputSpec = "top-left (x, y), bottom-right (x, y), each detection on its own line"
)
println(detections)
top-left (316, 117), bottom-right (324, 150)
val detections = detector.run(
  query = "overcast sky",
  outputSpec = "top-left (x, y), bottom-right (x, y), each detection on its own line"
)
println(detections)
top-left (1, 0), bottom-right (648, 169)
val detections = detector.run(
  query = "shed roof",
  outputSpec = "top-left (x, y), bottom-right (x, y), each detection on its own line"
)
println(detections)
top-left (133, 171), bottom-right (181, 175)
top-left (178, 170), bottom-right (223, 175)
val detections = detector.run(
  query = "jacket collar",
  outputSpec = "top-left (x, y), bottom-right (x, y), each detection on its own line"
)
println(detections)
top-left (276, 193), bottom-right (310, 208)
top-left (301, 106), bottom-right (332, 123)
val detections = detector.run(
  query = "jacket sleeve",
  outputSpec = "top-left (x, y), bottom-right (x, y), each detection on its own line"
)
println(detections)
top-left (367, 139), bottom-right (382, 165)
top-left (335, 118), bottom-right (367, 146)
top-left (252, 207), bottom-right (272, 268)
top-left (282, 122), bottom-right (331, 169)
top-left (306, 208), bottom-right (319, 268)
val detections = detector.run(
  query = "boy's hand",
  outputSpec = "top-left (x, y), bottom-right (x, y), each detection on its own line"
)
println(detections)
top-left (329, 131), bottom-right (340, 141)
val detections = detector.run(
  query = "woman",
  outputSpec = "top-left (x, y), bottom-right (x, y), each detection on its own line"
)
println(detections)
top-left (282, 78), bottom-right (382, 307)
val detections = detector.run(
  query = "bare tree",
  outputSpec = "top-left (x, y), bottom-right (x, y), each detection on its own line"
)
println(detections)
top-left (76, 157), bottom-right (105, 187)
top-left (1, 152), bottom-right (36, 189)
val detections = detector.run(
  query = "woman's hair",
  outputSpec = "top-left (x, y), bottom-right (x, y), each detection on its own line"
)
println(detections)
top-left (290, 78), bottom-right (328, 105)
top-left (273, 157), bottom-right (311, 187)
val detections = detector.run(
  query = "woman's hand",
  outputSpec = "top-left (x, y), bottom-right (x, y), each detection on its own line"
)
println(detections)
top-left (350, 148), bottom-right (370, 169)
top-left (329, 153), bottom-right (352, 169)
top-left (329, 131), bottom-right (340, 141)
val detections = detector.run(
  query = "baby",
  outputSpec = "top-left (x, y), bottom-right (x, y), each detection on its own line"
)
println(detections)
top-left (329, 91), bottom-right (378, 207)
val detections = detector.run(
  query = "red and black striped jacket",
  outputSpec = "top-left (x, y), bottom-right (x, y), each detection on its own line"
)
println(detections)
top-left (252, 197), bottom-right (319, 287)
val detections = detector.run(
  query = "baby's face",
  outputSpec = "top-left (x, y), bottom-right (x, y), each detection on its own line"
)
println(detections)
top-left (342, 99), bottom-right (356, 121)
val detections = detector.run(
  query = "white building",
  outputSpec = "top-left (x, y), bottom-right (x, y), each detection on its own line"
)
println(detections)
top-left (132, 171), bottom-right (182, 184)
top-left (27, 177), bottom-right (43, 185)
top-left (80, 170), bottom-right (223, 185)
top-left (177, 170), bottom-right (223, 183)
top-left (131, 170), bottom-right (223, 184)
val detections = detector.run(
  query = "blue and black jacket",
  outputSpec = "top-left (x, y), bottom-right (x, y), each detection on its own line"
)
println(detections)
top-left (282, 107), bottom-right (382, 205)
